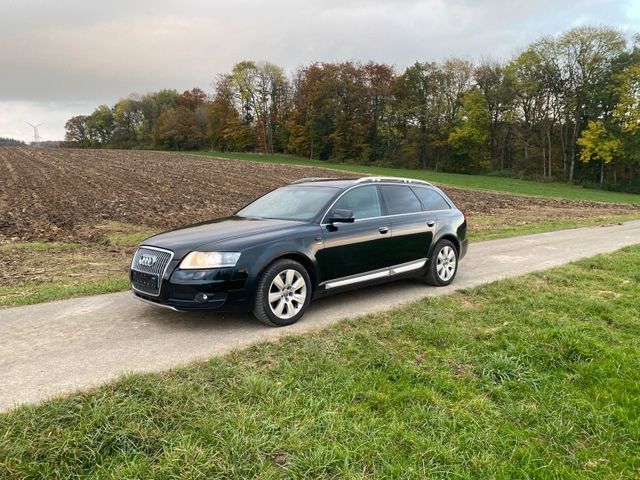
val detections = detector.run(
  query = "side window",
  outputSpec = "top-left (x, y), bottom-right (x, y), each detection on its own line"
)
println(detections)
top-left (379, 185), bottom-right (423, 215)
top-left (412, 187), bottom-right (451, 211)
top-left (330, 186), bottom-right (382, 220)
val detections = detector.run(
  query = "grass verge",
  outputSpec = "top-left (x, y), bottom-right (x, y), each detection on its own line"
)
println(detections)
top-left (186, 151), bottom-right (640, 205)
top-left (0, 222), bottom-right (156, 308)
top-left (1, 245), bottom-right (639, 479)
top-left (0, 276), bottom-right (129, 308)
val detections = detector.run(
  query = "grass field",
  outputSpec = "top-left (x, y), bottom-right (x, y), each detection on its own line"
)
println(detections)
top-left (188, 151), bottom-right (640, 205)
top-left (2, 246), bottom-right (638, 479)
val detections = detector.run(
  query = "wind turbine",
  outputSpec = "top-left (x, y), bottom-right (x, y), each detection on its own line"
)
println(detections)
top-left (25, 122), bottom-right (43, 145)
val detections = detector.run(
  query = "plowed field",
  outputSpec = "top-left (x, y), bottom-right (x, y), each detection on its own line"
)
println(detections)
top-left (2, 147), bottom-right (638, 243)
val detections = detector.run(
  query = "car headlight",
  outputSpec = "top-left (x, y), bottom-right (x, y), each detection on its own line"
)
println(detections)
top-left (179, 251), bottom-right (241, 269)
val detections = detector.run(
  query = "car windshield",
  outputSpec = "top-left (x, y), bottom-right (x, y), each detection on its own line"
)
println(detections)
top-left (237, 185), bottom-right (339, 221)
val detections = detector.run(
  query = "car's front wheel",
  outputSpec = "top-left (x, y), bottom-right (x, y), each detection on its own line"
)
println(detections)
top-left (424, 239), bottom-right (458, 286)
top-left (253, 259), bottom-right (311, 326)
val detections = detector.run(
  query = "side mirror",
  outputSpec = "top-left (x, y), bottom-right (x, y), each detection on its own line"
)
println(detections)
top-left (329, 209), bottom-right (355, 223)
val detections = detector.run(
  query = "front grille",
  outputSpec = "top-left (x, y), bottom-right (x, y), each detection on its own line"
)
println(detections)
top-left (131, 246), bottom-right (174, 296)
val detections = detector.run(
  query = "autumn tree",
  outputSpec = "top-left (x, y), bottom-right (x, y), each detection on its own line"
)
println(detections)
top-left (154, 106), bottom-right (203, 150)
top-left (474, 60), bottom-right (515, 170)
top-left (448, 89), bottom-right (490, 170)
top-left (223, 61), bottom-right (290, 153)
top-left (555, 26), bottom-right (626, 182)
top-left (86, 105), bottom-right (114, 146)
top-left (64, 115), bottom-right (90, 147)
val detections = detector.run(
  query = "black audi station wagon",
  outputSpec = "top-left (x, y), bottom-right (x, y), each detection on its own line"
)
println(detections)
top-left (130, 177), bottom-right (468, 326)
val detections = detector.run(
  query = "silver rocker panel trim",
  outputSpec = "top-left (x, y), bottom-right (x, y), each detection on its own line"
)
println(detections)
top-left (322, 258), bottom-right (427, 290)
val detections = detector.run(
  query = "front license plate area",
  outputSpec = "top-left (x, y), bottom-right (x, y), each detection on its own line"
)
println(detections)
top-left (132, 270), bottom-right (159, 290)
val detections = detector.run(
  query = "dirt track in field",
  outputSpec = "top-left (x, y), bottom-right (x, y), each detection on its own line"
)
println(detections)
top-left (1, 147), bottom-right (639, 244)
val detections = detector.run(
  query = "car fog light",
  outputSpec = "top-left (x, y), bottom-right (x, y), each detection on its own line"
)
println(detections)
top-left (194, 293), bottom-right (208, 303)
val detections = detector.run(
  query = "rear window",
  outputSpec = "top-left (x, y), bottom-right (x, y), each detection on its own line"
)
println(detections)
top-left (412, 187), bottom-right (451, 211)
top-left (379, 185), bottom-right (423, 215)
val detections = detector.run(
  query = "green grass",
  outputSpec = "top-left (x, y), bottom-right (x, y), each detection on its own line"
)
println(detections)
top-left (93, 221), bottom-right (157, 248)
top-left (187, 151), bottom-right (640, 204)
top-left (0, 276), bottom-right (129, 308)
top-left (469, 213), bottom-right (640, 241)
top-left (2, 246), bottom-right (639, 479)
top-left (0, 222), bottom-right (156, 309)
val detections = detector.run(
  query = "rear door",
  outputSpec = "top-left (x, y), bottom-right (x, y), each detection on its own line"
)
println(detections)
top-left (316, 185), bottom-right (392, 281)
top-left (378, 184), bottom-right (436, 266)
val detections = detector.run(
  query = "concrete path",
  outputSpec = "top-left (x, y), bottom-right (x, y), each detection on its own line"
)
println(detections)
top-left (1, 220), bottom-right (639, 412)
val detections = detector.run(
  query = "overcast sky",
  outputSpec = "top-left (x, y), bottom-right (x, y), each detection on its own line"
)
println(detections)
top-left (1, 0), bottom-right (638, 142)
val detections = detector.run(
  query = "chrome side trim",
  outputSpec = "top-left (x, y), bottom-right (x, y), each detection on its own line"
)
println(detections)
top-left (391, 259), bottom-right (427, 274)
top-left (324, 270), bottom-right (389, 289)
top-left (322, 258), bottom-right (427, 290)
top-left (321, 209), bottom-right (430, 226)
top-left (130, 245), bottom-right (175, 297)
top-left (132, 292), bottom-right (181, 311)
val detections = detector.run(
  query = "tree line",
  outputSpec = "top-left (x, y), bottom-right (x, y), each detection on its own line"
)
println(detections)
top-left (0, 137), bottom-right (26, 147)
top-left (64, 25), bottom-right (640, 192)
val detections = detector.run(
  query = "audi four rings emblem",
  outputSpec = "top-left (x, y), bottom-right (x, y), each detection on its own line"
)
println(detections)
top-left (138, 254), bottom-right (157, 268)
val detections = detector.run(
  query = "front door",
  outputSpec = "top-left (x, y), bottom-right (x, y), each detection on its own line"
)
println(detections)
top-left (316, 185), bottom-right (391, 281)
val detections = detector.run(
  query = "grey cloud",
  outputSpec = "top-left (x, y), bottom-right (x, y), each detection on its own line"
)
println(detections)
top-left (0, 0), bottom-right (636, 140)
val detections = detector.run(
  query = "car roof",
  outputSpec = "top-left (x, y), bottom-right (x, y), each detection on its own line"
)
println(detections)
top-left (290, 176), bottom-right (433, 189)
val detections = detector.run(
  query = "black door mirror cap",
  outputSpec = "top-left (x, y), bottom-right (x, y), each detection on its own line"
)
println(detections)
top-left (329, 209), bottom-right (355, 223)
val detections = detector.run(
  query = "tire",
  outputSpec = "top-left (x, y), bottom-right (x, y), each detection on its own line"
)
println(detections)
top-left (252, 259), bottom-right (312, 327)
top-left (424, 239), bottom-right (458, 286)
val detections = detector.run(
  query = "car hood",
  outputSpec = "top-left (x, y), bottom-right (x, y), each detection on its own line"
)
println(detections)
top-left (141, 216), bottom-right (306, 258)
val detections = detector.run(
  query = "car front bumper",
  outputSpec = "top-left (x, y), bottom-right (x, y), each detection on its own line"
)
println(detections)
top-left (131, 263), bottom-right (253, 312)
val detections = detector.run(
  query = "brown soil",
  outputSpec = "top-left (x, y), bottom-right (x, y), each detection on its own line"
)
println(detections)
top-left (0, 244), bottom-right (129, 288)
top-left (0, 147), bottom-right (360, 242)
top-left (1, 147), bottom-right (638, 243)
top-left (1, 146), bottom-right (639, 243)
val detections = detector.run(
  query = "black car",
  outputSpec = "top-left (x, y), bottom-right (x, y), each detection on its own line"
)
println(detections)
top-left (130, 176), bottom-right (468, 326)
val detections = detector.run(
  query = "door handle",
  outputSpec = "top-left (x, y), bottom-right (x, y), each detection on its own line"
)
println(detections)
top-left (378, 226), bottom-right (389, 234)
top-left (426, 221), bottom-right (436, 227)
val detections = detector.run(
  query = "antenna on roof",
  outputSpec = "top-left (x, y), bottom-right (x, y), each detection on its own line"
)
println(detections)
top-left (25, 122), bottom-right (43, 145)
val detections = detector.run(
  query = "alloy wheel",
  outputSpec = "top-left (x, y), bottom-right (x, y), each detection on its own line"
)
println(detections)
top-left (436, 245), bottom-right (456, 282)
top-left (268, 269), bottom-right (307, 319)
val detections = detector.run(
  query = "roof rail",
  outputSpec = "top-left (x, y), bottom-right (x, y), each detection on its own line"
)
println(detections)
top-left (355, 176), bottom-right (432, 186)
top-left (290, 177), bottom-right (342, 184)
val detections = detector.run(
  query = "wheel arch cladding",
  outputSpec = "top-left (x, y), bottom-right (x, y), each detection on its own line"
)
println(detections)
top-left (261, 252), bottom-right (317, 289)
top-left (432, 234), bottom-right (460, 257)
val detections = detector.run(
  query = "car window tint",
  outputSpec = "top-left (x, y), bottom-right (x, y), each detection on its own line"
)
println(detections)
top-left (331, 186), bottom-right (381, 220)
top-left (379, 185), bottom-right (423, 215)
top-left (412, 187), bottom-right (450, 211)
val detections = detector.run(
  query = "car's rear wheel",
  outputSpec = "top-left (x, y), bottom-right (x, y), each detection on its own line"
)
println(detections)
top-left (424, 239), bottom-right (458, 286)
top-left (253, 259), bottom-right (311, 326)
